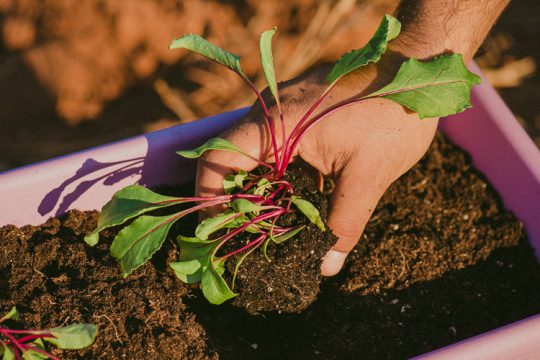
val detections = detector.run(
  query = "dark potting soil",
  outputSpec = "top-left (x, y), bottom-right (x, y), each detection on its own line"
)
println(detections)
top-left (1, 132), bottom-right (540, 359)
top-left (0, 212), bottom-right (215, 359)
top-left (226, 167), bottom-right (337, 315)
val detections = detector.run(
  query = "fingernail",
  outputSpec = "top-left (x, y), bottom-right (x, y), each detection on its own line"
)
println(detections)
top-left (321, 250), bottom-right (348, 276)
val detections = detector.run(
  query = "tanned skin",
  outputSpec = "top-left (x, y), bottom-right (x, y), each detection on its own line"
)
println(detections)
top-left (195, 0), bottom-right (511, 276)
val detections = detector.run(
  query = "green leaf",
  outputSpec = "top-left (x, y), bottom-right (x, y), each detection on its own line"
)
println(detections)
top-left (170, 259), bottom-right (206, 284)
top-left (201, 260), bottom-right (236, 305)
top-left (177, 138), bottom-right (251, 159)
top-left (223, 175), bottom-right (237, 194)
top-left (110, 214), bottom-right (179, 276)
top-left (259, 27), bottom-right (281, 111)
top-left (365, 54), bottom-right (481, 118)
top-left (22, 351), bottom-right (46, 360)
top-left (223, 170), bottom-right (248, 194)
top-left (176, 235), bottom-right (216, 245)
top-left (327, 14), bottom-right (400, 85)
top-left (262, 237), bottom-right (272, 262)
top-left (22, 339), bottom-right (47, 360)
top-left (271, 225), bottom-right (305, 244)
top-left (2, 346), bottom-right (14, 360)
top-left (222, 215), bottom-right (260, 233)
top-left (177, 239), bottom-right (216, 262)
top-left (195, 212), bottom-right (240, 240)
top-left (291, 196), bottom-right (326, 231)
top-left (85, 185), bottom-right (181, 246)
top-left (172, 237), bottom-right (217, 283)
top-left (169, 34), bottom-right (247, 78)
top-left (231, 245), bottom-right (258, 289)
top-left (254, 178), bottom-right (271, 195)
top-left (45, 323), bottom-right (97, 350)
top-left (0, 307), bottom-right (19, 323)
top-left (230, 198), bottom-right (264, 213)
top-left (234, 170), bottom-right (248, 187)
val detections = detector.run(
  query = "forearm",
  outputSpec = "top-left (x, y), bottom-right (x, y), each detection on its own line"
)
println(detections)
top-left (392, 0), bottom-right (510, 62)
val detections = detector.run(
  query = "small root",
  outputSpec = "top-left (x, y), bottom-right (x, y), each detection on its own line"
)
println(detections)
top-left (94, 314), bottom-right (122, 344)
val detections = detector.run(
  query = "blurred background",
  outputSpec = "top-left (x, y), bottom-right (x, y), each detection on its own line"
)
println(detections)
top-left (0, 0), bottom-right (538, 171)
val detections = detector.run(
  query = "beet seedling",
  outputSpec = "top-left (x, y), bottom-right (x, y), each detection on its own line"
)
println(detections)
top-left (0, 307), bottom-right (97, 360)
top-left (86, 15), bottom-right (480, 304)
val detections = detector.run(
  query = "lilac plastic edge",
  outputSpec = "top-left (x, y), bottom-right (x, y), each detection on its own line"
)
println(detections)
top-left (413, 63), bottom-right (540, 359)
top-left (0, 63), bottom-right (539, 359)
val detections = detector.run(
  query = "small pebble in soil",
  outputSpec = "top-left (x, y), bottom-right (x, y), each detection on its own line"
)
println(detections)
top-left (448, 326), bottom-right (457, 336)
top-left (401, 304), bottom-right (412, 313)
top-left (390, 298), bottom-right (399, 305)
top-left (250, 343), bottom-right (258, 350)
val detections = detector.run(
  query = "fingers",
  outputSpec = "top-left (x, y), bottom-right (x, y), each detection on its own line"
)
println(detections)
top-left (321, 159), bottom-right (389, 276)
top-left (195, 119), bottom-right (270, 216)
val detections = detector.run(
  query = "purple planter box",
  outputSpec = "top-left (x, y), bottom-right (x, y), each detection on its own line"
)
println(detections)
top-left (1, 63), bottom-right (539, 358)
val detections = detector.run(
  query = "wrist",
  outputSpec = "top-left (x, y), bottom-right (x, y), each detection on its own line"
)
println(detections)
top-left (388, 32), bottom-right (475, 63)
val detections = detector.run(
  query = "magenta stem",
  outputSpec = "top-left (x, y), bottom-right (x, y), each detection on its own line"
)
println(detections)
top-left (269, 180), bottom-right (294, 194)
top-left (242, 77), bottom-right (281, 173)
top-left (21, 343), bottom-right (60, 360)
top-left (278, 84), bottom-right (336, 175)
top-left (279, 113), bottom-right (287, 172)
top-left (266, 184), bottom-right (287, 203)
top-left (13, 348), bottom-right (22, 360)
top-left (288, 84), bottom-right (335, 141)
top-left (1, 331), bottom-right (26, 356)
top-left (16, 334), bottom-right (54, 343)
top-left (213, 208), bottom-right (286, 255)
top-left (279, 94), bottom-right (368, 177)
top-left (0, 328), bottom-right (43, 335)
top-left (156, 193), bottom-right (264, 205)
top-left (221, 232), bottom-right (268, 259)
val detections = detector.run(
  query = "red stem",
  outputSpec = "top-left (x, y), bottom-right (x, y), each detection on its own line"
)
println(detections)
top-left (16, 334), bottom-right (54, 344)
top-left (221, 232), bottom-right (268, 259)
top-left (13, 347), bottom-right (22, 360)
top-left (213, 208), bottom-right (286, 256)
top-left (1, 331), bottom-right (26, 355)
top-left (279, 113), bottom-right (287, 172)
top-left (278, 84), bottom-right (336, 175)
top-left (0, 328), bottom-right (42, 335)
top-left (155, 193), bottom-right (264, 205)
top-left (242, 77), bottom-right (281, 173)
top-left (279, 95), bottom-right (367, 176)
top-left (269, 180), bottom-right (294, 195)
top-left (21, 343), bottom-right (60, 360)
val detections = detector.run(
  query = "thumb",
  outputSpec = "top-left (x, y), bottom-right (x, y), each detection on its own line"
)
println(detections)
top-left (321, 161), bottom-right (388, 276)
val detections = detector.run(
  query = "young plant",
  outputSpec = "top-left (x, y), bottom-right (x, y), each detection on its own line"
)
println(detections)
top-left (0, 307), bottom-right (97, 360)
top-left (85, 15), bottom-right (480, 305)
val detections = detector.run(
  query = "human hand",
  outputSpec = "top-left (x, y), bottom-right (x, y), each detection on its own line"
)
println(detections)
top-left (194, 53), bottom-right (439, 276)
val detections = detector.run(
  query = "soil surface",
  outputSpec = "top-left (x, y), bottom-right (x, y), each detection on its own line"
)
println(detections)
top-left (228, 167), bottom-right (336, 315)
top-left (1, 133), bottom-right (540, 359)
top-left (0, 211), bottom-right (215, 359)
